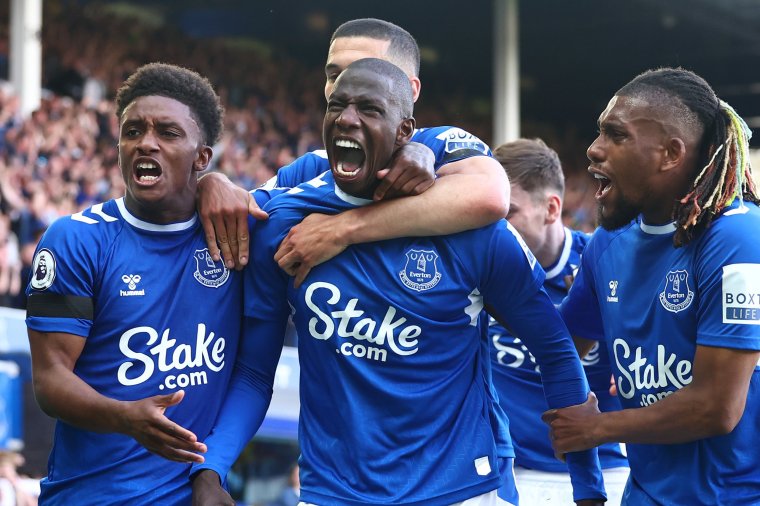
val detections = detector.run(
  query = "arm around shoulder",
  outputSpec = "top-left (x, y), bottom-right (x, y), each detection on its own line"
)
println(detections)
top-left (317, 154), bottom-right (509, 244)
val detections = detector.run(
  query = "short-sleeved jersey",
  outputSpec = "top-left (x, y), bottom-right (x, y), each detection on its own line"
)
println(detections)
top-left (25, 198), bottom-right (242, 506)
top-left (270, 126), bottom-right (491, 188)
top-left (561, 202), bottom-right (760, 505)
top-left (243, 168), bottom-right (596, 506)
top-left (489, 228), bottom-right (627, 472)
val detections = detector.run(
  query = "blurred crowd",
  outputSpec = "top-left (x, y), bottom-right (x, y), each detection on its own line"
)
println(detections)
top-left (0, 1), bottom-right (597, 310)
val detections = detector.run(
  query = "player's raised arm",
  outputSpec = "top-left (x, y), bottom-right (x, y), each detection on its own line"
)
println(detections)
top-left (28, 329), bottom-right (205, 463)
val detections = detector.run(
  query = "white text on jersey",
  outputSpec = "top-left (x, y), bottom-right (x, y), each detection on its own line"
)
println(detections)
top-left (613, 338), bottom-right (692, 406)
top-left (117, 324), bottom-right (226, 389)
top-left (304, 281), bottom-right (420, 361)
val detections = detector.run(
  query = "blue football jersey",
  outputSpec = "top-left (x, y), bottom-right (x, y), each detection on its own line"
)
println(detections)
top-left (561, 202), bottom-right (760, 505)
top-left (230, 167), bottom-right (600, 505)
top-left (25, 198), bottom-right (242, 506)
top-left (489, 228), bottom-right (627, 472)
top-left (269, 126), bottom-right (491, 188)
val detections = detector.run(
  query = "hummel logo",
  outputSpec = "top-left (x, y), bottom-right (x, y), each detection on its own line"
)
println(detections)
top-left (122, 274), bottom-right (141, 290)
top-left (607, 280), bottom-right (619, 302)
top-left (120, 274), bottom-right (145, 297)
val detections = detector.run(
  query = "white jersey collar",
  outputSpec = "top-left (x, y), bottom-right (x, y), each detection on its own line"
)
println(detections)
top-left (544, 227), bottom-right (573, 279)
top-left (638, 218), bottom-right (676, 235)
top-left (334, 185), bottom-right (373, 207)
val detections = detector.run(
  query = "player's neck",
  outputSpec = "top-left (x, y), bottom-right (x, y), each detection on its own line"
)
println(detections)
top-left (536, 222), bottom-right (566, 269)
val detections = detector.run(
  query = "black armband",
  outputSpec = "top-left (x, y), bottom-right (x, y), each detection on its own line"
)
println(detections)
top-left (27, 293), bottom-right (94, 320)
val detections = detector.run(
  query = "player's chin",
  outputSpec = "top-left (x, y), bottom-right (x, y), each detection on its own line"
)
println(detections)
top-left (597, 202), bottom-right (638, 231)
top-left (128, 183), bottom-right (169, 203)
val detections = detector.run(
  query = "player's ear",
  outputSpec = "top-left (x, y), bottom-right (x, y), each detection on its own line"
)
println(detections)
top-left (396, 117), bottom-right (415, 145)
top-left (194, 146), bottom-right (213, 172)
top-left (661, 137), bottom-right (686, 173)
top-left (409, 77), bottom-right (421, 103)
top-left (545, 193), bottom-right (562, 225)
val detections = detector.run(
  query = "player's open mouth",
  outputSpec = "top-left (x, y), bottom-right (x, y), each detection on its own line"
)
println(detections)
top-left (333, 138), bottom-right (365, 177)
top-left (134, 161), bottom-right (162, 184)
top-left (593, 172), bottom-right (612, 200)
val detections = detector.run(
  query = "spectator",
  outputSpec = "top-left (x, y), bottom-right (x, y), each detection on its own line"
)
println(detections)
top-left (265, 463), bottom-right (299, 506)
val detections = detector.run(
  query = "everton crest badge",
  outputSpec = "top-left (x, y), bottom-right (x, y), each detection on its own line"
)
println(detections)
top-left (659, 269), bottom-right (694, 313)
top-left (193, 249), bottom-right (230, 288)
top-left (399, 248), bottom-right (442, 292)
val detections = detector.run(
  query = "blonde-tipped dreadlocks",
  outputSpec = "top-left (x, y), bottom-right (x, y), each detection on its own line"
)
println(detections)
top-left (618, 68), bottom-right (759, 247)
top-left (675, 100), bottom-right (758, 246)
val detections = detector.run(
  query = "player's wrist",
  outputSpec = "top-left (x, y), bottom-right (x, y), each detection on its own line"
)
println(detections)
top-left (336, 208), bottom-right (363, 246)
top-left (589, 411), bottom-right (611, 446)
top-left (110, 398), bottom-right (133, 435)
top-left (197, 171), bottom-right (231, 189)
top-left (190, 468), bottom-right (221, 485)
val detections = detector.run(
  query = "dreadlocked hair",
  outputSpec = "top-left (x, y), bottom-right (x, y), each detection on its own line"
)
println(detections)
top-left (617, 68), bottom-right (758, 247)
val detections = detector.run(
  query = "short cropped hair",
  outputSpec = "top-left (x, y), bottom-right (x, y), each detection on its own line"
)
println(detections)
top-left (115, 62), bottom-right (224, 145)
top-left (492, 138), bottom-right (564, 198)
top-left (331, 18), bottom-right (420, 78)
top-left (341, 58), bottom-right (413, 119)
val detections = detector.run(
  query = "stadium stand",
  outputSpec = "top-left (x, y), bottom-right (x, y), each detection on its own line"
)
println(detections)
top-left (0, 1), bottom-right (598, 312)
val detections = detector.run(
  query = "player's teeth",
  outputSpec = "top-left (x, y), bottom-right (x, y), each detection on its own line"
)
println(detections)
top-left (137, 163), bottom-right (158, 169)
top-left (335, 162), bottom-right (359, 176)
top-left (336, 139), bottom-right (361, 149)
top-left (139, 175), bottom-right (158, 181)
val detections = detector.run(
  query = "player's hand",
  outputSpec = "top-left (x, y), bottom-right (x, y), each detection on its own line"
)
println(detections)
top-left (373, 141), bottom-right (435, 200)
top-left (275, 213), bottom-right (349, 288)
top-left (197, 172), bottom-right (268, 270)
top-left (541, 392), bottom-right (601, 460)
top-left (609, 374), bottom-right (618, 396)
top-left (192, 470), bottom-right (235, 506)
top-left (576, 500), bottom-right (606, 506)
top-left (118, 390), bottom-right (207, 463)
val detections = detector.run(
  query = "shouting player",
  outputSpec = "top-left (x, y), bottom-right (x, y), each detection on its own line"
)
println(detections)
top-left (545, 67), bottom-right (760, 505)
top-left (25, 63), bottom-right (241, 505)
top-left (197, 18), bottom-right (509, 280)
top-left (191, 58), bottom-right (605, 506)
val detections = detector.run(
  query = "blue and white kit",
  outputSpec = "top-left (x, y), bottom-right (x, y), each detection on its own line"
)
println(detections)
top-left (26, 198), bottom-right (244, 506)
top-left (489, 228), bottom-right (627, 473)
top-left (561, 202), bottom-right (760, 505)
top-left (197, 166), bottom-right (603, 506)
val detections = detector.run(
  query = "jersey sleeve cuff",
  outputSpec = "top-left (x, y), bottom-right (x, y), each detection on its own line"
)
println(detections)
top-left (25, 316), bottom-right (91, 337)
top-left (696, 332), bottom-right (760, 352)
